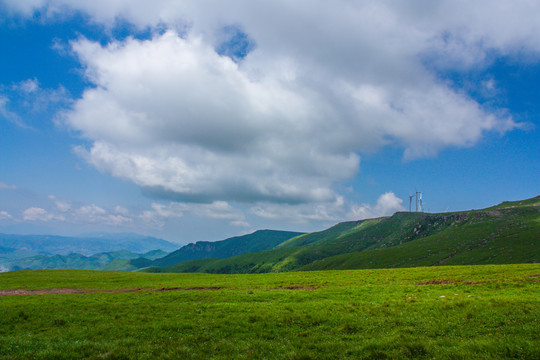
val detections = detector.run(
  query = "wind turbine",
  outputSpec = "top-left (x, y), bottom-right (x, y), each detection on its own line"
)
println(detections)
top-left (410, 191), bottom-right (424, 212)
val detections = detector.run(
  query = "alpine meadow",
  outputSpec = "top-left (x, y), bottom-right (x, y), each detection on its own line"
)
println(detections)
top-left (1, 1), bottom-right (539, 359)
top-left (0, 265), bottom-right (538, 359)
top-left (1, 196), bottom-right (539, 359)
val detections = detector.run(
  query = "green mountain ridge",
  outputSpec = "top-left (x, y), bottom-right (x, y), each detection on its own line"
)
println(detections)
top-left (143, 196), bottom-right (540, 274)
top-left (127, 229), bottom-right (304, 271)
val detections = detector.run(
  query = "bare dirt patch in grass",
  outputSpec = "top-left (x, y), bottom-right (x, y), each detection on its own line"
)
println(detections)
top-left (414, 279), bottom-right (488, 285)
top-left (0, 286), bottom-right (224, 297)
top-left (463, 281), bottom-right (486, 285)
top-left (0, 288), bottom-right (85, 296)
top-left (157, 286), bottom-right (224, 291)
top-left (414, 280), bottom-right (458, 285)
top-left (275, 285), bottom-right (318, 290)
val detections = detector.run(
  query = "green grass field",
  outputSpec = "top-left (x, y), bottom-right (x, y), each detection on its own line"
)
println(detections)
top-left (1, 264), bottom-right (539, 359)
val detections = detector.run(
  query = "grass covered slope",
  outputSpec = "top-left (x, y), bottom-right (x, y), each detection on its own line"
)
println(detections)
top-left (487, 195), bottom-right (540, 209)
top-left (275, 220), bottom-right (369, 248)
top-left (144, 246), bottom-right (302, 274)
top-left (138, 229), bottom-right (304, 268)
top-left (146, 196), bottom-right (539, 274)
top-left (0, 264), bottom-right (538, 359)
top-left (303, 204), bottom-right (539, 271)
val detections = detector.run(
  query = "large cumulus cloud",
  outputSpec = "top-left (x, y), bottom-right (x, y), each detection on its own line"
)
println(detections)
top-left (5, 0), bottom-right (537, 217)
top-left (67, 32), bottom-right (360, 204)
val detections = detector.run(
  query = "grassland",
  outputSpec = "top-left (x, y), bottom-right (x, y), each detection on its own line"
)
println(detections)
top-left (1, 264), bottom-right (539, 359)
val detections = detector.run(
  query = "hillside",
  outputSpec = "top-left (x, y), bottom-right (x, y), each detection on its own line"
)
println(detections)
top-left (132, 230), bottom-right (304, 270)
top-left (144, 196), bottom-right (540, 274)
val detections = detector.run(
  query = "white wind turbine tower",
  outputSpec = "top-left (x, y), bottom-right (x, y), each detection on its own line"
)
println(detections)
top-left (410, 191), bottom-right (423, 212)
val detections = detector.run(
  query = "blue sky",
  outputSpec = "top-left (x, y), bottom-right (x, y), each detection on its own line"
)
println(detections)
top-left (0, 0), bottom-right (538, 244)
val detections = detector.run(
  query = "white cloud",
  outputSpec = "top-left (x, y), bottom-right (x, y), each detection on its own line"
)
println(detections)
top-left (190, 201), bottom-right (245, 221)
top-left (63, 26), bottom-right (515, 205)
top-left (140, 210), bottom-right (166, 228)
top-left (13, 78), bottom-right (39, 93)
top-left (251, 192), bottom-right (404, 224)
top-left (65, 31), bottom-right (358, 205)
top-left (251, 202), bottom-right (339, 223)
top-left (0, 95), bottom-right (30, 129)
top-left (231, 220), bottom-right (250, 227)
top-left (114, 205), bottom-right (129, 215)
top-left (7, 1), bottom-right (540, 62)
top-left (138, 201), bottom-right (250, 229)
top-left (349, 192), bottom-right (405, 220)
top-left (48, 195), bottom-right (71, 212)
top-left (15, 79), bottom-right (70, 114)
top-left (104, 214), bottom-right (132, 226)
top-left (0, 211), bottom-right (12, 220)
top-left (75, 204), bottom-right (106, 218)
top-left (1, 78), bottom-right (71, 129)
top-left (72, 204), bottom-right (131, 225)
top-left (0, 182), bottom-right (17, 190)
top-left (18, 197), bottom-right (133, 227)
top-left (23, 207), bottom-right (64, 222)
top-left (1, 0), bottom-right (47, 16)
top-left (147, 201), bottom-right (248, 226)
top-left (5, 1), bottom-right (538, 215)
top-left (150, 203), bottom-right (184, 219)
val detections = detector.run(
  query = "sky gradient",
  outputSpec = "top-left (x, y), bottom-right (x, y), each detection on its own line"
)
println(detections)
top-left (0, 0), bottom-right (538, 244)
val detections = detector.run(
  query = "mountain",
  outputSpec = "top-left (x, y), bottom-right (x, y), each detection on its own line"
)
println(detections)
top-left (0, 233), bottom-right (178, 257)
top-left (6, 249), bottom-right (169, 271)
top-left (0, 245), bottom-right (45, 269)
top-left (131, 229), bottom-right (305, 270)
top-left (142, 195), bottom-right (540, 274)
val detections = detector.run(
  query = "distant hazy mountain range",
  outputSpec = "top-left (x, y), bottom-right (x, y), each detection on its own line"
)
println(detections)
top-left (6, 249), bottom-right (168, 272)
top-left (0, 233), bottom-right (178, 272)
top-left (140, 195), bottom-right (539, 274)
